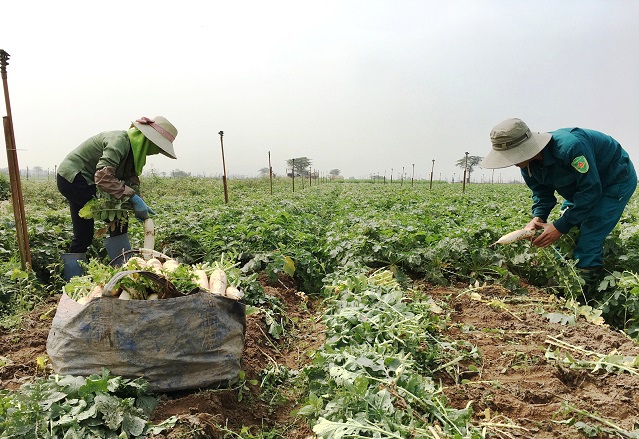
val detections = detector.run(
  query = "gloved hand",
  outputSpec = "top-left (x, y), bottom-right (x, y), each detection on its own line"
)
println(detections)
top-left (130, 194), bottom-right (155, 221)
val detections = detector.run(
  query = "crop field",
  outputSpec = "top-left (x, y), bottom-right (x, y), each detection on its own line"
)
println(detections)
top-left (1, 176), bottom-right (639, 438)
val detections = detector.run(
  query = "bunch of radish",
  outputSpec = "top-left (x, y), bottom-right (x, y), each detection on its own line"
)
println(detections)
top-left (200, 268), bottom-right (243, 300)
top-left (72, 256), bottom-right (244, 304)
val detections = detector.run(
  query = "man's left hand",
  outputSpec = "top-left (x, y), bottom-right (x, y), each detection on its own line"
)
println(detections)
top-left (532, 222), bottom-right (562, 248)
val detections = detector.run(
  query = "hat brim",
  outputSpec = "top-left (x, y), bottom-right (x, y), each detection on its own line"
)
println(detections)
top-left (131, 120), bottom-right (177, 159)
top-left (480, 132), bottom-right (552, 169)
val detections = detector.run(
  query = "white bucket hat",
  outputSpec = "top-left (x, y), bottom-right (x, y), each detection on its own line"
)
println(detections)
top-left (480, 118), bottom-right (552, 169)
top-left (131, 116), bottom-right (178, 159)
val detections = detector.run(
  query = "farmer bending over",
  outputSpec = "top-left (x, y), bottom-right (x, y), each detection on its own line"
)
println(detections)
top-left (480, 118), bottom-right (636, 295)
top-left (57, 116), bottom-right (178, 281)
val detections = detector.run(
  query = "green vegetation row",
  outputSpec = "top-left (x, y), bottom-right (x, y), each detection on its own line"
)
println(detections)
top-left (299, 268), bottom-right (483, 438)
top-left (3, 176), bottom-right (639, 332)
top-left (2, 176), bottom-right (639, 437)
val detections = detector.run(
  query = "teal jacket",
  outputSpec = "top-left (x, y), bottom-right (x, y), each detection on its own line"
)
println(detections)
top-left (521, 128), bottom-right (634, 234)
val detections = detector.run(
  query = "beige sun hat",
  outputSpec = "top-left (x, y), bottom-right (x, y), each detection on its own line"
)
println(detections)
top-left (480, 118), bottom-right (552, 169)
top-left (131, 116), bottom-right (178, 159)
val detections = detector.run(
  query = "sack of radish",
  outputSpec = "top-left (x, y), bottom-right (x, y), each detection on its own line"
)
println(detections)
top-left (46, 251), bottom-right (246, 393)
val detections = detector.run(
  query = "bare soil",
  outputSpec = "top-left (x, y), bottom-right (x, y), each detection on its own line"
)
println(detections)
top-left (429, 283), bottom-right (639, 438)
top-left (2, 278), bottom-right (639, 438)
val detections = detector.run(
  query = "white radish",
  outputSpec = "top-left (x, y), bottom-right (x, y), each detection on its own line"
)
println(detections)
top-left (119, 290), bottom-right (131, 300)
top-left (162, 259), bottom-right (179, 272)
top-left (492, 228), bottom-right (536, 246)
top-left (146, 293), bottom-right (159, 300)
top-left (126, 256), bottom-right (147, 269)
top-left (209, 268), bottom-right (227, 296)
top-left (88, 285), bottom-right (103, 300)
top-left (146, 258), bottom-right (163, 269)
top-left (225, 285), bottom-right (244, 300)
top-left (143, 218), bottom-right (155, 250)
top-left (194, 269), bottom-right (209, 290)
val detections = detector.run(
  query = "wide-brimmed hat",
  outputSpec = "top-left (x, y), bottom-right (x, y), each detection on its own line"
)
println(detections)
top-left (480, 118), bottom-right (551, 169)
top-left (131, 116), bottom-right (178, 159)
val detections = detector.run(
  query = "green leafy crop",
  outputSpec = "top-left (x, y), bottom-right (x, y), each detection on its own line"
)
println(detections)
top-left (79, 190), bottom-right (132, 223)
top-left (0, 368), bottom-right (175, 438)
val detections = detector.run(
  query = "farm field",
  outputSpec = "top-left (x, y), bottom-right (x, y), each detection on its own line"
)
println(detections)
top-left (1, 176), bottom-right (639, 438)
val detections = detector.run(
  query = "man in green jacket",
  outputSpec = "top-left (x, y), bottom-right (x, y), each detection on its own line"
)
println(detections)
top-left (57, 116), bottom-right (178, 280)
top-left (481, 118), bottom-right (636, 295)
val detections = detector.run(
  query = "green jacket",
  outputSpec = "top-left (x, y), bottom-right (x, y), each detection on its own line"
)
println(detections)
top-left (58, 130), bottom-right (139, 199)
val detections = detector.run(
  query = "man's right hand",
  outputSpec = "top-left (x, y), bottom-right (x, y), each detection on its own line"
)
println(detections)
top-left (532, 222), bottom-right (563, 248)
top-left (525, 217), bottom-right (545, 230)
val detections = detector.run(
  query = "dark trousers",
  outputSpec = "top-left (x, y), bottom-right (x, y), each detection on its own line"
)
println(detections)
top-left (57, 173), bottom-right (127, 253)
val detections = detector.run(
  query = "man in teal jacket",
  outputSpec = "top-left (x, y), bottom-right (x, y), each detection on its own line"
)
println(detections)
top-left (57, 116), bottom-right (178, 280)
top-left (480, 118), bottom-right (636, 294)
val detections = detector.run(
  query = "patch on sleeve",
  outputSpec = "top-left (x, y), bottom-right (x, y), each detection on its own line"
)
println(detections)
top-left (571, 156), bottom-right (589, 173)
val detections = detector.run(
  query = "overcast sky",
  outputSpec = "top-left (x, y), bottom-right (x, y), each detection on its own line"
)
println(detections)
top-left (1, 0), bottom-right (638, 182)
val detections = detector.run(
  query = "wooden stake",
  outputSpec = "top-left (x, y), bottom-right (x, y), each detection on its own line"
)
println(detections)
top-left (268, 151), bottom-right (273, 195)
top-left (1, 50), bottom-right (31, 269)
top-left (430, 159), bottom-right (435, 190)
top-left (411, 163), bottom-right (415, 187)
top-left (218, 131), bottom-right (229, 203)
top-left (463, 151), bottom-right (469, 193)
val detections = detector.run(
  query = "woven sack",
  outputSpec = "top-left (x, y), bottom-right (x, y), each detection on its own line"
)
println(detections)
top-left (46, 270), bottom-right (246, 392)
